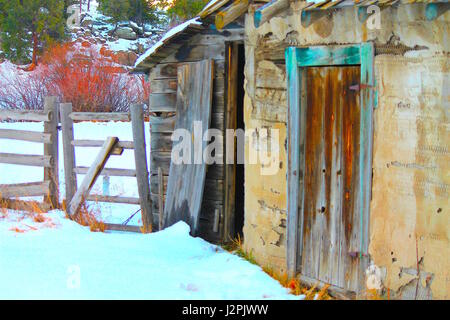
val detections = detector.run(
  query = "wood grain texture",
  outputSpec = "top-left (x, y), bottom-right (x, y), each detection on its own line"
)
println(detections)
top-left (215, 0), bottom-right (249, 30)
top-left (0, 129), bottom-right (52, 144)
top-left (301, 66), bottom-right (361, 291)
top-left (285, 47), bottom-right (301, 278)
top-left (74, 166), bottom-right (136, 177)
top-left (164, 60), bottom-right (214, 235)
top-left (72, 140), bottom-right (134, 149)
top-left (60, 103), bottom-right (77, 205)
top-left (69, 112), bottom-right (130, 122)
top-left (43, 97), bottom-right (59, 208)
top-left (131, 104), bottom-right (153, 232)
top-left (0, 109), bottom-right (52, 122)
top-left (158, 167), bottom-right (164, 230)
top-left (87, 195), bottom-right (140, 205)
top-left (0, 181), bottom-right (50, 198)
top-left (0, 153), bottom-right (53, 168)
top-left (254, 0), bottom-right (290, 28)
top-left (67, 137), bottom-right (118, 217)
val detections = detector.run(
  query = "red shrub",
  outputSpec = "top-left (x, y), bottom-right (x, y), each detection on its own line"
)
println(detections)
top-left (0, 42), bottom-right (149, 112)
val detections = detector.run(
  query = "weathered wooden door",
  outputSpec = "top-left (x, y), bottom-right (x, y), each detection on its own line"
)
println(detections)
top-left (164, 60), bottom-right (214, 234)
top-left (300, 66), bottom-right (362, 291)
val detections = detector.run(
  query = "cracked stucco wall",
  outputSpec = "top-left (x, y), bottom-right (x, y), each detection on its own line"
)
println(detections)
top-left (242, 1), bottom-right (449, 299)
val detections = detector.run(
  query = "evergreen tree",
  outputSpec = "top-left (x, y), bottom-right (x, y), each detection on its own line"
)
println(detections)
top-left (166, 0), bottom-right (209, 21)
top-left (98, 0), bottom-right (161, 28)
top-left (98, 0), bottom-right (131, 30)
top-left (0, 0), bottom-right (66, 66)
top-left (128, 0), bottom-right (160, 27)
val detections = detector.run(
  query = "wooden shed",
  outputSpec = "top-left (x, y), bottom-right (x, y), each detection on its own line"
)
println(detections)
top-left (135, 0), bottom-right (449, 299)
top-left (133, 1), bottom-right (249, 243)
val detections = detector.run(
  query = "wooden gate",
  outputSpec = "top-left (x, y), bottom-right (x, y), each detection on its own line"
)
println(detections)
top-left (0, 97), bottom-right (59, 211)
top-left (60, 104), bottom-right (153, 232)
top-left (285, 44), bottom-right (375, 296)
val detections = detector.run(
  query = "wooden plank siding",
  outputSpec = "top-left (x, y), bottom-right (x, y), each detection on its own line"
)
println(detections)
top-left (148, 30), bottom-right (237, 242)
top-left (301, 66), bottom-right (362, 291)
top-left (163, 60), bottom-right (214, 234)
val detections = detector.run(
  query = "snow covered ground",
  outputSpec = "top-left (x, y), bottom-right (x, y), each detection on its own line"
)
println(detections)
top-left (0, 121), bottom-right (300, 299)
top-left (0, 210), bottom-right (299, 299)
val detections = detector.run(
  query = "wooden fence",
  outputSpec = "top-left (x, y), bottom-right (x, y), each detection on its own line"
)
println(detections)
top-left (0, 97), bottom-right (59, 211)
top-left (60, 103), bottom-right (153, 232)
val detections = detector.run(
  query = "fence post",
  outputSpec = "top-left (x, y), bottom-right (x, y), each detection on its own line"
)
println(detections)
top-left (130, 104), bottom-right (153, 232)
top-left (43, 96), bottom-right (59, 209)
top-left (158, 166), bottom-right (164, 231)
top-left (60, 103), bottom-right (77, 207)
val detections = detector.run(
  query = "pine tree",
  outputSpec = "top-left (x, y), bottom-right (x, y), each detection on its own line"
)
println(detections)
top-left (166, 0), bottom-right (209, 22)
top-left (98, 0), bottom-right (160, 29)
top-left (0, 0), bottom-right (66, 66)
top-left (128, 0), bottom-right (160, 27)
top-left (98, 0), bottom-right (131, 30)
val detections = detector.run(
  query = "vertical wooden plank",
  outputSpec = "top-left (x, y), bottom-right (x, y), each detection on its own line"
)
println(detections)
top-left (43, 96), bottom-right (59, 209)
top-left (338, 66), bottom-right (362, 291)
top-left (164, 59), bottom-right (214, 235)
top-left (303, 67), bottom-right (326, 281)
top-left (158, 167), bottom-right (164, 231)
top-left (68, 137), bottom-right (118, 217)
top-left (329, 68), bottom-right (344, 287)
top-left (60, 103), bottom-right (77, 206)
top-left (224, 42), bottom-right (238, 241)
top-left (131, 104), bottom-right (153, 233)
top-left (358, 42), bottom-right (375, 292)
top-left (285, 47), bottom-right (302, 278)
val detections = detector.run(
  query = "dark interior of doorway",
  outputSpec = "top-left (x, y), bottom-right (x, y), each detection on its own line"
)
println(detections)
top-left (235, 43), bottom-right (245, 238)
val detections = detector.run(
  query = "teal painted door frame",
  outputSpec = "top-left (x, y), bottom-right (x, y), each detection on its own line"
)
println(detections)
top-left (285, 43), bottom-right (375, 287)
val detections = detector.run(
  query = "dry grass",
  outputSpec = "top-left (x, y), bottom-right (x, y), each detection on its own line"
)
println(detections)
top-left (64, 202), bottom-right (106, 233)
top-left (262, 266), bottom-right (333, 300)
top-left (0, 197), bottom-right (57, 233)
top-left (222, 234), bottom-right (257, 265)
top-left (222, 236), bottom-right (332, 300)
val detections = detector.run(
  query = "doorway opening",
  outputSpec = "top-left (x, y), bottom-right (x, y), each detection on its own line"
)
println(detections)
top-left (225, 42), bottom-right (245, 240)
top-left (235, 43), bottom-right (245, 239)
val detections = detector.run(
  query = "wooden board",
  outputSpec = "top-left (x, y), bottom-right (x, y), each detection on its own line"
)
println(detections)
top-left (67, 137), bottom-right (118, 217)
top-left (0, 110), bottom-right (52, 122)
top-left (0, 153), bottom-right (53, 168)
top-left (0, 129), bottom-right (52, 144)
top-left (0, 181), bottom-right (51, 198)
top-left (69, 112), bottom-right (130, 122)
top-left (164, 60), bottom-right (214, 234)
top-left (300, 66), bottom-right (361, 291)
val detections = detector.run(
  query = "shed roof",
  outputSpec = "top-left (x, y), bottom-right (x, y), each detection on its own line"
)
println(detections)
top-left (133, 0), bottom-right (251, 73)
top-left (133, 17), bottom-right (204, 72)
top-left (134, 0), bottom-right (448, 72)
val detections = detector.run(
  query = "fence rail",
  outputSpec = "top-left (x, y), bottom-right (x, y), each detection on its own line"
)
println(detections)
top-left (1, 99), bottom-right (152, 233)
top-left (0, 109), bottom-right (53, 122)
